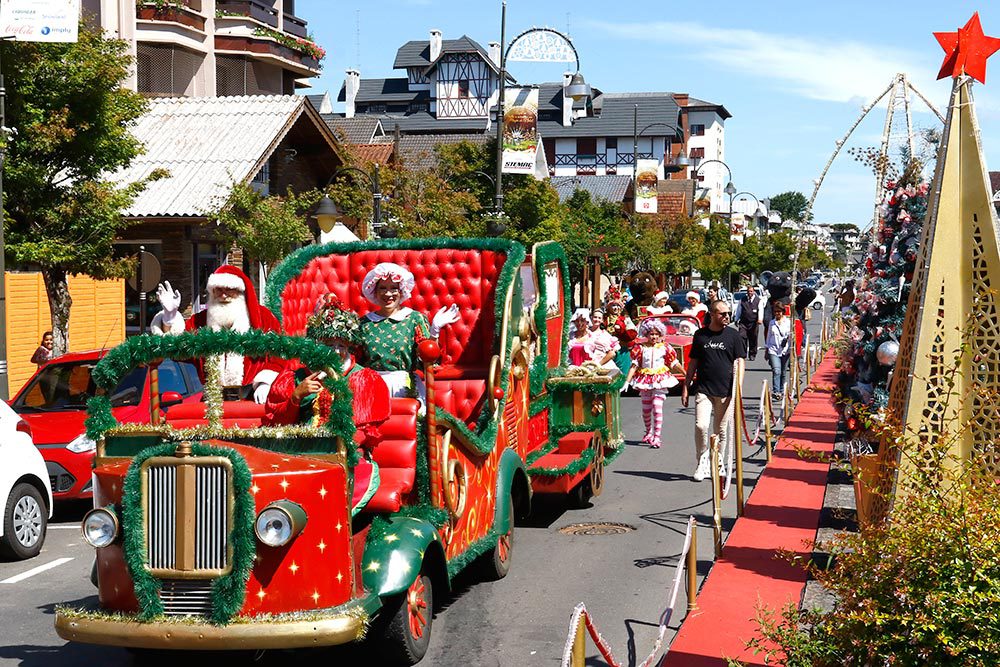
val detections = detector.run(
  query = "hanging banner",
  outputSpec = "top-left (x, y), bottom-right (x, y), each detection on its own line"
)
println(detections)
top-left (634, 159), bottom-right (659, 214)
top-left (0, 0), bottom-right (80, 42)
top-left (502, 87), bottom-right (539, 175)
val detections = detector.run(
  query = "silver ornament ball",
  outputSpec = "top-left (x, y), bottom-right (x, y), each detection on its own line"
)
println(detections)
top-left (876, 340), bottom-right (899, 366)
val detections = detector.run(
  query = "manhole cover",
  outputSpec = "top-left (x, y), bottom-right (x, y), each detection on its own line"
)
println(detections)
top-left (558, 522), bottom-right (636, 536)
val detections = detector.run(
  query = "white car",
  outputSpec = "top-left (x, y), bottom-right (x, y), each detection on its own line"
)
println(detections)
top-left (809, 293), bottom-right (827, 310)
top-left (0, 400), bottom-right (52, 560)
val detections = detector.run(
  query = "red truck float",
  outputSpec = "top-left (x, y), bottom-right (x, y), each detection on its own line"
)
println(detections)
top-left (55, 238), bottom-right (624, 664)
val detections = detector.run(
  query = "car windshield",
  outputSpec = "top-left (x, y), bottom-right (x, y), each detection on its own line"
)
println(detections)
top-left (13, 361), bottom-right (146, 412)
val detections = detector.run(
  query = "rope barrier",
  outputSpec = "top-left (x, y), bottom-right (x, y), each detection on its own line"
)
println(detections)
top-left (561, 517), bottom-right (698, 667)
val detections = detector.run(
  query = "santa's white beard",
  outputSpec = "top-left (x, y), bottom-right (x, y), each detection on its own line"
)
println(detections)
top-left (206, 294), bottom-right (251, 333)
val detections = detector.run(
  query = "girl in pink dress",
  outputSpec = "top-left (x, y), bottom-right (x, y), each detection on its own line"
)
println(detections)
top-left (568, 308), bottom-right (593, 366)
top-left (625, 319), bottom-right (684, 448)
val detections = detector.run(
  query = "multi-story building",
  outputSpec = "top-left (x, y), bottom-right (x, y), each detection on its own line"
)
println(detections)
top-left (335, 28), bottom-right (731, 214)
top-left (84, 0), bottom-right (323, 96)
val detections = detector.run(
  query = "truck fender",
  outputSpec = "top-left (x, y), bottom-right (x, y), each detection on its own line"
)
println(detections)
top-left (493, 448), bottom-right (531, 535)
top-left (362, 515), bottom-right (445, 598)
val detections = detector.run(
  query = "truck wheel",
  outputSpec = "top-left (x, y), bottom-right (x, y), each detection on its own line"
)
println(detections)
top-left (379, 572), bottom-right (433, 665)
top-left (478, 495), bottom-right (514, 581)
top-left (569, 478), bottom-right (594, 509)
top-left (1, 483), bottom-right (47, 560)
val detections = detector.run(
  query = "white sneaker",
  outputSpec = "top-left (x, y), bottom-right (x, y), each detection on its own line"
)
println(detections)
top-left (693, 453), bottom-right (711, 481)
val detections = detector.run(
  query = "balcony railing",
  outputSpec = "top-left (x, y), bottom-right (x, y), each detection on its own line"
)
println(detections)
top-left (136, 1), bottom-right (205, 31)
top-left (282, 12), bottom-right (307, 38)
top-left (216, 0), bottom-right (278, 29)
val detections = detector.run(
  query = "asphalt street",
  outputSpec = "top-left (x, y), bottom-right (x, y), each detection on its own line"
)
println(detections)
top-left (0, 312), bottom-right (827, 667)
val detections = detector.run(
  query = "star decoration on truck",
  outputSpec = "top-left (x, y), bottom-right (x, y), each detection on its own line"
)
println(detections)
top-left (935, 12), bottom-right (1000, 83)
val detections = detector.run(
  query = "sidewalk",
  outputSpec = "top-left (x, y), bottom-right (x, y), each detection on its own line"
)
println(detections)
top-left (660, 350), bottom-right (840, 666)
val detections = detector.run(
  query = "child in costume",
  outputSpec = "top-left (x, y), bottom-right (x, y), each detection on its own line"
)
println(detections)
top-left (587, 309), bottom-right (620, 372)
top-left (568, 308), bottom-right (593, 366)
top-left (264, 293), bottom-right (390, 515)
top-left (359, 262), bottom-right (461, 408)
top-left (645, 291), bottom-right (672, 317)
top-left (604, 286), bottom-right (637, 374)
top-left (624, 319), bottom-right (684, 448)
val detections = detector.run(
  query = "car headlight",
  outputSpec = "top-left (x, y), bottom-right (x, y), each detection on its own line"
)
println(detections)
top-left (67, 434), bottom-right (96, 454)
top-left (255, 500), bottom-right (307, 547)
top-left (82, 508), bottom-right (118, 548)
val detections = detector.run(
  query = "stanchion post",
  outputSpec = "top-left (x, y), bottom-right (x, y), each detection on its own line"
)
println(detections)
top-left (762, 379), bottom-right (772, 462)
top-left (571, 612), bottom-right (586, 667)
top-left (734, 369), bottom-right (745, 517)
top-left (686, 521), bottom-right (698, 612)
top-left (710, 434), bottom-right (723, 557)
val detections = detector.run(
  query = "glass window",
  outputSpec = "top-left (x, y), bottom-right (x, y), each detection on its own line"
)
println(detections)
top-left (690, 124), bottom-right (705, 136)
top-left (156, 360), bottom-right (188, 396)
top-left (13, 361), bottom-right (147, 411)
top-left (458, 79), bottom-right (470, 98)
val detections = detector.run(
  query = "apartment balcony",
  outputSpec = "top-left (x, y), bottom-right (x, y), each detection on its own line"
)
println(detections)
top-left (282, 12), bottom-right (307, 38)
top-left (215, 34), bottom-right (321, 76)
top-left (216, 0), bottom-right (279, 28)
top-left (136, 1), bottom-right (206, 32)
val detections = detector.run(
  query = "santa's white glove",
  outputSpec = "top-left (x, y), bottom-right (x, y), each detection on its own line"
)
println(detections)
top-left (253, 382), bottom-right (271, 405)
top-left (156, 281), bottom-right (181, 314)
top-left (429, 304), bottom-right (461, 338)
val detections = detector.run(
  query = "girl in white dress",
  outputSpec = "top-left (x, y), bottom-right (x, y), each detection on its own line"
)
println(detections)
top-left (625, 319), bottom-right (685, 448)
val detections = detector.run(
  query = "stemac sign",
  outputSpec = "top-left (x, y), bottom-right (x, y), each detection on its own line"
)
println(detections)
top-left (0, 0), bottom-right (79, 43)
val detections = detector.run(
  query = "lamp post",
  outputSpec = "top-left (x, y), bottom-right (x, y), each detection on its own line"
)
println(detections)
top-left (315, 164), bottom-right (391, 240)
top-left (494, 8), bottom-right (592, 215)
top-left (690, 158), bottom-right (735, 219)
top-left (631, 104), bottom-right (690, 199)
top-left (469, 170), bottom-right (507, 236)
top-left (732, 191), bottom-right (769, 237)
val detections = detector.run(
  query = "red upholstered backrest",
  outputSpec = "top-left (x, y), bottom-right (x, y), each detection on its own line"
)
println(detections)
top-left (279, 249), bottom-right (506, 368)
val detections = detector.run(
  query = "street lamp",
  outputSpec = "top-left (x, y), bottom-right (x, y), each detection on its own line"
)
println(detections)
top-left (493, 4), bottom-right (592, 216)
top-left (316, 164), bottom-right (395, 240)
top-left (690, 158), bottom-right (735, 218)
top-left (468, 170), bottom-right (507, 236)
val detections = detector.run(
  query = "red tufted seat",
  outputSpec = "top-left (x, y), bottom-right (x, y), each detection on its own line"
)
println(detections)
top-left (364, 398), bottom-right (420, 514)
top-left (164, 401), bottom-right (265, 429)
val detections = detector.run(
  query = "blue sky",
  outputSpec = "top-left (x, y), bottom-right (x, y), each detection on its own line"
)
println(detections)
top-left (297, 0), bottom-right (1000, 229)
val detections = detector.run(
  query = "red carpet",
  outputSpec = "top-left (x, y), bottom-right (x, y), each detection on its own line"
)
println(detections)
top-left (660, 351), bottom-right (840, 666)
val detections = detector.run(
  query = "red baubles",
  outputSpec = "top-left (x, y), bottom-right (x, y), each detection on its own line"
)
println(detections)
top-left (493, 387), bottom-right (505, 400)
top-left (418, 339), bottom-right (441, 362)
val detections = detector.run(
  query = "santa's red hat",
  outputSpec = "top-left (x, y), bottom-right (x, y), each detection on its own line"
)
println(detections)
top-left (207, 265), bottom-right (267, 328)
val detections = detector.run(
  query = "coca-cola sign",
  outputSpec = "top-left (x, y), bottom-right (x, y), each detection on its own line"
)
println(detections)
top-left (0, 0), bottom-right (79, 43)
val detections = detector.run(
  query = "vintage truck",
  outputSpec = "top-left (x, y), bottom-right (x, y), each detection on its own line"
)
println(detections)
top-left (55, 238), bottom-right (624, 664)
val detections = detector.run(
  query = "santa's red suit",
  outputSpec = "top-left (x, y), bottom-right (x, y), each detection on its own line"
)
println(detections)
top-left (186, 265), bottom-right (283, 398)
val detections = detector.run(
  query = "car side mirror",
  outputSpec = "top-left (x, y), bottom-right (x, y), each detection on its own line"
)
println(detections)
top-left (161, 391), bottom-right (184, 407)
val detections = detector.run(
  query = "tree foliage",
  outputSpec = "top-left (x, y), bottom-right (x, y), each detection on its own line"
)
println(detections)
top-left (768, 191), bottom-right (810, 223)
top-left (2, 23), bottom-right (161, 353)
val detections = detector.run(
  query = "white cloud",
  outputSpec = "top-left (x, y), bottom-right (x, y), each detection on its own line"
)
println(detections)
top-left (588, 20), bottom-right (939, 105)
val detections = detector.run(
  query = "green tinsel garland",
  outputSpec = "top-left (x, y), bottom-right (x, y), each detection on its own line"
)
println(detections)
top-left (527, 423), bottom-right (612, 478)
top-left (121, 441), bottom-right (255, 625)
top-left (528, 392), bottom-right (552, 417)
top-left (264, 237), bottom-right (528, 453)
top-left (414, 422), bottom-right (430, 505)
top-left (547, 369), bottom-right (627, 394)
top-left (446, 529), bottom-right (499, 579)
top-left (530, 242), bottom-right (572, 396)
top-left (86, 330), bottom-right (357, 465)
top-left (525, 441), bottom-right (557, 466)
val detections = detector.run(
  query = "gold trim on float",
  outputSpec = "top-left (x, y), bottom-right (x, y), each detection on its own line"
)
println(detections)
top-left (54, 611), bottom-right (366, 650)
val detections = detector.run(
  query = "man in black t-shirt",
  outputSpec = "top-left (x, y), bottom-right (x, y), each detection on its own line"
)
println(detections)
top-left (681, 299), bottom-right (746, 481)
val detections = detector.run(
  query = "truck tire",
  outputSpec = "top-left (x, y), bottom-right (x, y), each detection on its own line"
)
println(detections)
top-left (478, 495), bottom-right (514, 581)
top-left (1, 483), bottom-right (47, 560)
top-left (378, 572), bottom-right (433, 665)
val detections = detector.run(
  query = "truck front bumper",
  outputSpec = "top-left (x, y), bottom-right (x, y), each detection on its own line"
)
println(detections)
top-left (55, 607), bottom-right (367, 650)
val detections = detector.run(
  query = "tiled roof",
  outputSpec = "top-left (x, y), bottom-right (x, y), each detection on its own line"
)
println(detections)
top-left (324, 115), bottom-right (385, 143)
top-left (337, 77), bottom-right (427, 104)
top-left (305, 93), bottom-right (332, 114)
top-left (538, 90), bottom-right (683, 139)
top-left (685, 96), bottom-right (732, 120)
top-left (349, 143), bottom-right (395, 165)
top-left (393, 36), bottom-right (490, 69)
top-left (369, 112), bottom-right (489, 134)
top-left (397, 133), bottom-right (490, 170)
top-left (117, 95), bottom-right (309, 217)
top-left (551, 175), bottom-right (633, 203)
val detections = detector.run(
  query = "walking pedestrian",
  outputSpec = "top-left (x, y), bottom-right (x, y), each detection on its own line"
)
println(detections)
top-left (733, 284), bottom-right (763, 360)
top-left (625, 319), bottom-right (684, 448)
top-left (681, 300), bottom-right (746, 481)
top-left (765, 301), bottom-right (792, 419)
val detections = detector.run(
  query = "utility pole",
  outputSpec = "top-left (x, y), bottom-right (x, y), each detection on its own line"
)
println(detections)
top-left (493, 0), bottom-right (507, 214)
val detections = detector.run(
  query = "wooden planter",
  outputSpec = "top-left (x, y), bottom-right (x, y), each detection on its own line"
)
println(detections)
top-left (137, 4), bottom-right (206, 31)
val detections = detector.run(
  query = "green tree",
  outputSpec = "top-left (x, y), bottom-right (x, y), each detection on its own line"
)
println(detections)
top-left (659, 216), bottom-right (706, 277)
top-left (768, 191), bottom-right (810, 223)
top-left (3, 24), bottom-right (161, 354)
top-left (697, 218), bottom-right (739, 282)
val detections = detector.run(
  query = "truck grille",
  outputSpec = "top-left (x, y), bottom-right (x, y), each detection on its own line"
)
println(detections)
top-left (158, 579), bottom-right (215, 617)
top-left (143, 458), bottom-right (233, 576)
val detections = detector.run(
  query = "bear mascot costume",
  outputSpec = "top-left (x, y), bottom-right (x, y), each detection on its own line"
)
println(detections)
top-left (624, 270), bottom-right (658, 321)
top-left (763, 271), bottom-right (792, 324)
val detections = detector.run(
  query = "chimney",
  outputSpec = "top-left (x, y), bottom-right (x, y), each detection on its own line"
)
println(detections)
top-left (562, 71), bottom-right (573, 127)
top-left (488, 41), bottom-right (500, 67)
top-left (344, 69), bottom-right (360, 119)
top-left (673, 93), bottom-right (689, 107)
top-left (429, 29), bottom-right (442, 62)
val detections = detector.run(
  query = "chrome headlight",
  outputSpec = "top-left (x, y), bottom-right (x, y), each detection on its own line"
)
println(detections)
top-left (82, 508), bottom-right (118, 548)
top-left (67, 434), bottom-right (96, 454)
top-left (255, 501), bottom-right (307, 547)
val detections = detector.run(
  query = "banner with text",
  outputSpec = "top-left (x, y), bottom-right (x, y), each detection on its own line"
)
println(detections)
top-left (502, 87), bottom-right (539, 175)
top-left (634, 159), bottom-right (659, 214)
top-left (0, 0), bottom-right (80, 42)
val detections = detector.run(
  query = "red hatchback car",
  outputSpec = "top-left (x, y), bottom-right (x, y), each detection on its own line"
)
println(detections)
top-left (10, 351), bottom-right (202, 501)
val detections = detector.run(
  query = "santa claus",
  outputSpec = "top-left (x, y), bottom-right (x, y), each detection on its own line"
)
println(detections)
top-left (186, 265), bottom-right (283, 403)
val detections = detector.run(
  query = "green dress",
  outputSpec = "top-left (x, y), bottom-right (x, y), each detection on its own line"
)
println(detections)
top-left (360, 308), bottom-right (432, 373)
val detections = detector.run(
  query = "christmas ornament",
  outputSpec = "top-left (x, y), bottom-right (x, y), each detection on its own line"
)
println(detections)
top-left (876, 340), bottom-right (899, 366)
top-left (935, 12), bottom-right (1000, 84)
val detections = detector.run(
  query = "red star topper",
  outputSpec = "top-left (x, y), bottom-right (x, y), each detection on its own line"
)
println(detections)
top-left (935, 12), bottom-right (1000, 83)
